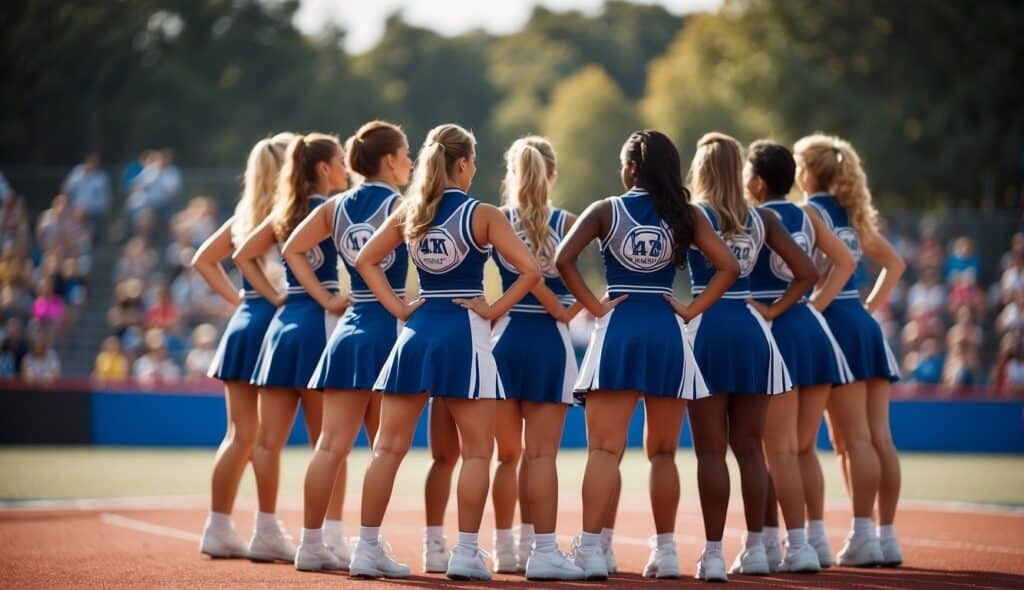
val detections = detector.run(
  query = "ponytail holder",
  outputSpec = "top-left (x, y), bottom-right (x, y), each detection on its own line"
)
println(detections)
top-left (832, 142), bottom-right (843, 163)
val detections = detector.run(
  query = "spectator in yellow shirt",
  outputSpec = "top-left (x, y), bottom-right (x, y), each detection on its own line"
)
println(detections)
top-left (94, 335), bottom-right (128, 381)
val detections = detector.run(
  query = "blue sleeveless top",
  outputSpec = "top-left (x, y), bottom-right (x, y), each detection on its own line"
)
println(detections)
top-left (749, 200), bottom-right (814, 300)
top-left (688, 202), bottom-right (765, 299)
top-left (805, 193), bottom-right (861, 298)
top-left (599, 188), bottom-right (676, 296)
top-left (492, 207), bottom-right (572, 313)
top-left (285, 195), bottom-right (338, 295)
top-left (408, 189), bottom-right (487, 298)
top-left (332, 181), bottom-right (407, 303)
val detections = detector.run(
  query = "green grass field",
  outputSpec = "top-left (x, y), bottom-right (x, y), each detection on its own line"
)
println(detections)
top-left (1, 447), bottom-right (1022, 506)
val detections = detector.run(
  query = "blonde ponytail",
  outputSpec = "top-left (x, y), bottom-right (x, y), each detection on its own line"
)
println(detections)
top-left (403, 124), bottom-right (475, 242)
top-left (272, 132), bottom-right (341, 243)
top-left (794, 133), bottom-right (878, 235)
top-left (232, 132), bottom-right (294, 246)
top-left (502, 136), bottom-right (556, 264)
top-left (689, 132), bottom-right (748, 236)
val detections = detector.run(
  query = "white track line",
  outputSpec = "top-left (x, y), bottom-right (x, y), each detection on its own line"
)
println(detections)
top-left (100, 513), bottom-right (201, 543)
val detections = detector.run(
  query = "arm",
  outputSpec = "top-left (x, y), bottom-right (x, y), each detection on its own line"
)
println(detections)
top-left (748, 209), bottom-right (818, 321)
top-left (354, 207), bottom-right (423, 321)
top-left (861, 226), bottom-right (907, 314)
top-left (555, 200), bottom-right (627, 317)
top-left (664, 207), bottom-right (739, 320)
top-left (281, 200), bottom-right (349, 315)
top-left (456, 205), bottom-right (542, 320)
top-left (232, 219), bottom-right (285, 307)
top-left (802, 205), bottom-right (856, 311)
top-left (190, 216), bottom-right (242, 307)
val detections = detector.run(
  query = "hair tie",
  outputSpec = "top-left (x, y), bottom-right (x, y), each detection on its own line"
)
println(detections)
top-left (832, 142), bottom-right (844, 163)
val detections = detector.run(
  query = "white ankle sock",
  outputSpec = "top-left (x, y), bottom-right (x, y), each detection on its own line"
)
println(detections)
top-left (519, 523), bottom-right (535, 546)
top-left (705, 540), bottom-right (723, 554)
top-left (425, 525), bottom-right (445, 542)
top-left (762, 526), bottom-right (780, 546)
top-left (600, 527), bottom-right (614, 549)
top-left (580, 531), bottom-right (601, 548)
top-left (255, 511), bottom-right (278, 532)
top-left (807, 519), bottom-right (826, 540)
top-left (205, 511), bottom-right (232, 532)
top-left (359, 526), bottom-right (380, 546)
top-left (852, 517), bottom-right (875, 539)
top-left (534, 533), bottom-right (557, 554)
top-left (744, 531), bottom-right (763, 549)
top-left (301, 527), bottom-right (323, 545)
top-left (494, 528), bottom-right (513, 545)
top-left (656, 532), bottom-right (675, 550)
top-left (787, 528), bottom-right (807, 548)
top-left (878, 524), bottom-right (895, 540)
top-left (456, 531), bottom-right (479, 552)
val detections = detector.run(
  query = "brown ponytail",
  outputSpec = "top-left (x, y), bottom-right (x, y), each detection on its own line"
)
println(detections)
top-left (344, 121), bottom-right (407, 181)
top-left (272, 133), bottom-right (341, 243)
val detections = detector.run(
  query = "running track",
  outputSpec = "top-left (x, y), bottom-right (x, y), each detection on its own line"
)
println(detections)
top-left (2, 496), bottom-right (1022, 588)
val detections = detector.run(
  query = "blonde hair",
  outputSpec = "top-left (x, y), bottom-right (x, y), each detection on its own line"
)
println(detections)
top-left (689, 132), bottom-right (748, 236)
top-left (794, 133), bottom-right (878, 235)
top-left (232, 132), bottom-right (294, 246)
top-left (273, 133), bottom-right (342, 243)
top-left (502, 136), bottom-right (557, 264)
top-left (403, 124), bottom-right (475, 242)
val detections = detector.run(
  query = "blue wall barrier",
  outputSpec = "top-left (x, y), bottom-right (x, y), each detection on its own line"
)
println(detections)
top-left (84, 389), bottom-right (1024, 453)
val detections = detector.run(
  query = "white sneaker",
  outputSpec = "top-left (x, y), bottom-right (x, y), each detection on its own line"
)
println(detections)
top-left (294, 543), bottom-right (344, 571)
top-left (571, 537), bottom-right (609, 580)
top-left (602, 544), bottom-right (618, 574)
top-left (494, 537), bottom-right (518, 573)
top-left (423, 537), bottom-right (451, 573)
top-left (248, 522), bottom-right (296, 563)
top-left (324, 534), bottom-right (352, 570)
top-left (200, 525), bottom-right (248, 558)
top-left (778, 544), bottom-right (821, 573)
top-left (446, 546), bottom-right (492, 580)
top-left (879, 535), bottom-right (903, 567)
top-left (729, 544), bottom-right (770, 575)
top-left (836, 535), bottom-right (883, 567)
top-left (350, 538), bottom-right (411, 579)
top-left (695, 550), bottom-right (727, 582)
top-left (525, 549), bottom-right (585, 581)
top-left (642, 540), bottom-right (681, 578)
top-left (763, 539), bottom-right (782, 573)
top-left (809, 534), bottom-right (833, 568)
top-left (517, 539), bottom-right (532, 572)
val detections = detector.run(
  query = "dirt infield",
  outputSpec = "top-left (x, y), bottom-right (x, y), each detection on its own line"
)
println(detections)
top-left (2, 497), bottom-right (1022, 589)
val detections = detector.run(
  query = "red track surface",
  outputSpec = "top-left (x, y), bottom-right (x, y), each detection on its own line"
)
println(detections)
top-left (2, 499), bottom-right (1022, 589)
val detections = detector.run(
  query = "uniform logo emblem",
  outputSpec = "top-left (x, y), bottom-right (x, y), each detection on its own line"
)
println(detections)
top-left (306, 244), bottom-right (325, 271)
top-left (769, 231), bottom-right (810, 281)
top-left (497, 230), bottom-right (562, 278)
top-left (340, 223), bottom-right (394, 270)
top-left (618, 226), bottom-right (671, 272)
top-left (836, 227), bottom-right (862, 262)
top-left (728, 234), bottom-right (757, 277)
top-left (410, 228), bottom-right (461, 274)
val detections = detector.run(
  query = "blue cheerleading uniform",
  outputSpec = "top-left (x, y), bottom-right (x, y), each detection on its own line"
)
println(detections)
top-left (309, 182), bottom-right (407, 391)
top-left (574, 188), bottom-right (708, 399)
top-left (806, 194), bottom-right (900, 382)
top-left (749, 200), bottom-right (853, 387)
top-left (490, 207), bottom-right (577, 404)
top-left (252, 195), bottom-right (339, 388)
top-left (374, 189), bottom-right (503, 399)
top-left (207, 272), bottom-right (278, 382)
top-left (686, 203), bottom-right (792, 395)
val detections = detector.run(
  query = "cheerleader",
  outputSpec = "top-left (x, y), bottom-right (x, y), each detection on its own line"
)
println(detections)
top-left (349, 124), bottom-right (541, 580)
top-left (278, 121), bottom-right (412, 571)
top-left (555, 130), bottom-right (738, 581)
top-left (745, 139), bottom-right (856, 571)
top-left (794, 134), bottom-right (905, 567)
top-left (489, 136), bottom-right (583, 580)
top-left (232, 133), bottom-right (350, 565)
top-left (684, 133), bottom-right (807, 581)
top-left (193, 132), bottom-right (293, 558)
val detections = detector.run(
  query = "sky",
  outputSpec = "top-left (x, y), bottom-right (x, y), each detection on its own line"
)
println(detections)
top-left (295, 0), bottom-right (724, 54)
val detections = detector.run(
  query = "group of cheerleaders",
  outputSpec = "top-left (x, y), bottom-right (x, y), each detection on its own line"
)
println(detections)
top-left (191, 120), bottom-right (905, 582)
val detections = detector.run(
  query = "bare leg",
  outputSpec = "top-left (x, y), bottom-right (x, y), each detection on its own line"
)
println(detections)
top-left (252, 387), bottom-right (300, 514)
top-left (210, 381), bottom-right (259, 514)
